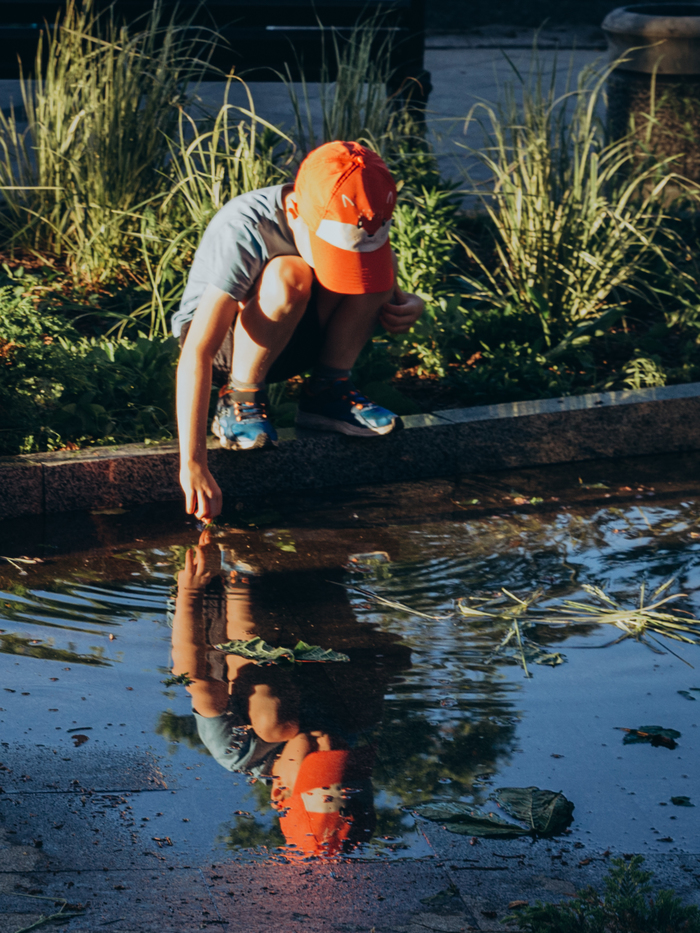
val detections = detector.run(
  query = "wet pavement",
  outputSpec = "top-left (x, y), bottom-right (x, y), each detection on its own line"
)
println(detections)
top-left (2, 455), bottom-right (700, 930)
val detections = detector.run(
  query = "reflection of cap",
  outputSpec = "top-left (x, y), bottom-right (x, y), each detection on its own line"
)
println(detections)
top-left (279, 749), bottom-right (375, 857)
top-left (294, 141), bottom-right (397, 295)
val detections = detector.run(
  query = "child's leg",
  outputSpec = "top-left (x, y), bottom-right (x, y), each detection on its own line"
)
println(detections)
top-left (231, 255), bottom-right (314, 385)
top-left (295, 285), bottom-right (398, 437)
top-left (314, 286), bottom-right (394, 371)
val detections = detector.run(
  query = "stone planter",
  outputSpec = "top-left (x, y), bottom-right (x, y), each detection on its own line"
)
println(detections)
top-left (603, 4), bottom-right (700, 181)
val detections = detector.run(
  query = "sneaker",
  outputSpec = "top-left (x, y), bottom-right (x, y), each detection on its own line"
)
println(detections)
top-left (211, 386), bottom-right (278, 450)
top-left (296, 378), bottom-right (397, 437)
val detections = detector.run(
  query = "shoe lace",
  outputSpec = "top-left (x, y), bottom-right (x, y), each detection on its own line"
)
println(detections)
top-left (219, 386), bottom-right (269, 423)
top-left (340, 383), bottom-right (372, 410)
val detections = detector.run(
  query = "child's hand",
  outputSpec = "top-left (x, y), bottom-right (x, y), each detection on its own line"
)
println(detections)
top-left (180, 462), bottom-right (222, 521)
top-left (177, 545), bottom-right (217, 590)
top-left (379, 285), bottom-right (424, 334)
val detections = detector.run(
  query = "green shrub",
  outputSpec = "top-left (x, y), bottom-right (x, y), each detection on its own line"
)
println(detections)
top-left (457, 56), bottom-right (685, 343)
top-left (511, 856), bottom-right (700, 933)
top-left (0, 280), bottom-right (178, 453)
top-left (0, 0), bottom-right (207, 284)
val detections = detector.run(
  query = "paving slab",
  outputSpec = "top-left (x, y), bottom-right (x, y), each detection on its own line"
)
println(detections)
top-left (0, 868), bottom-right (218, 933)
top-left (203, 859), bottom-right (478, 933)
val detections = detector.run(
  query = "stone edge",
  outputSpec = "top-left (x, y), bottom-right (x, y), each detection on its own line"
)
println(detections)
top-left (2, 382), bottom-right (700, 519)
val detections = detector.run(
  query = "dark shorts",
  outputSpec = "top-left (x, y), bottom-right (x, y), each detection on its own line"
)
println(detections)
top-left (178, 283), bottom-right (325, 388)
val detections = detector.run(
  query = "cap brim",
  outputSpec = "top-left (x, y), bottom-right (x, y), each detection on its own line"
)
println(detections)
top-left (308, 231), bottom-right (394, 295)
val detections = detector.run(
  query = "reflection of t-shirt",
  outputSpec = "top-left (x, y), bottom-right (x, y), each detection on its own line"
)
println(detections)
top-left (171, 185), bottom-right (298, 338)
top-left (193, 709), bottom-right (282, 778)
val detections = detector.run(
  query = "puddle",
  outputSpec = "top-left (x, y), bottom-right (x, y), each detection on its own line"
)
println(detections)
top-left (1, 456), bottom-right (700, 862)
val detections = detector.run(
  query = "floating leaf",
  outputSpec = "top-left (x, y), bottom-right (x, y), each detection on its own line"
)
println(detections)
top-left (215, 636), bottom-right (349, 666)
top-left (678, 690), bottom-right (697, 701)
top-left (671, 796), bottom-right (694, 807)
top-left (291, 640), bottom-right (350, 663)
top-left (618, 725), bottom-right (681, 749)
top-left (493, 787), bottom-right (575, 835)
top-left (417, 787), bottom-right (574, 838)
top-left (416, 802), bottom-right (528, 837)
top-left (161, 673), bottom-right (193, 687)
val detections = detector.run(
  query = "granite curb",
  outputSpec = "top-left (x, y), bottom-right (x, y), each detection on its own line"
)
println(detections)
top-left (3, 382), bottom-right (700, 520)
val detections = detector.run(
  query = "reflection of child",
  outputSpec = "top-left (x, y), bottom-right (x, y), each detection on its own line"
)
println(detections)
top-left (271, 739), bottom-right (375, 857)
top-left (170, 535), bottom-right (407, 856)
top-left (171, 542), bottom-right (299, 779)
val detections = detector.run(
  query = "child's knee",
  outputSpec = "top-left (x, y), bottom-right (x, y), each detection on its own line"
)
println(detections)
top-left (253, 712), bottom-right (299, 745)
top-left (259, 256), bottom-right (313, 316)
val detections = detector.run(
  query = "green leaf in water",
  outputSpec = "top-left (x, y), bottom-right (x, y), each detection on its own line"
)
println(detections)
top-left (671, 796), bottom-right (694, 807)
top-left (417, 787), bottom-right (574, 837)
top-left (291, 640), bottom-right (350, 663)
top-left (214, 636), bottom-right (349, 666)
top-left (416, 802), bottom-right (528, 837)
top-left (493, 786), bottom-right (575, 835)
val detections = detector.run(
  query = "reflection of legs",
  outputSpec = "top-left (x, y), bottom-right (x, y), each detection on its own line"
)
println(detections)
top-left (223, 567), bottom-right (299, 745)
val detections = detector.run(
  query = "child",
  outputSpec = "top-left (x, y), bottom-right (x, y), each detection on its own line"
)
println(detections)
top-left (174, 141), bottom-right (424, 520)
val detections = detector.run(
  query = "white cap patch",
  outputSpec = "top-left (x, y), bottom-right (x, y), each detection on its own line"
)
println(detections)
top-left (315, 218), bottom-right (391, 253)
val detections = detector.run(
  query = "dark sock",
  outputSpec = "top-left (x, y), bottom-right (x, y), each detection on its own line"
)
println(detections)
top-left (310, 365), bottom-right (352, 383)
top-left (230, 376), bottom-right (266, 393)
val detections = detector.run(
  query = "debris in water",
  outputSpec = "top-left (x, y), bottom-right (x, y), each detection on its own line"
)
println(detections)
top-left (617, 726), bottom-right (681, 749)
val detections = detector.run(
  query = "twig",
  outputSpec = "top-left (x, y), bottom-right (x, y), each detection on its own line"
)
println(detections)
top-left (11, 893), bottom-right (84, 933)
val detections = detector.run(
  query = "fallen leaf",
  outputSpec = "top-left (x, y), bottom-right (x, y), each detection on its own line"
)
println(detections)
top-left (215, 636), bottom-right (349, 666)
top-left (72, 735), bottom-right (89, 747)
top-left (161, 673), bottom-right (193, 687)
top-left (416, 802), bottom-right (527, 837)
top-left (618, 726), bottom-right (680, 749)
top-left (508, 900), bottom-right (529, 909)
top-left (671, 796), bottom-right (694, 807)
top-left (493, 787), bottom-right (575, 835)
top-left (678, 691), bottom-right (697, 701)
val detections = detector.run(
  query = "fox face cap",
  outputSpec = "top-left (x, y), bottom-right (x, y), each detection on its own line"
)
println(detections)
top-left (294, 141), bottom-right (397, 294)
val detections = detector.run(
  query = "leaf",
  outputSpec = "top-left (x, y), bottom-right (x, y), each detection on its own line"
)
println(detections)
top-left (416, 802), bottom-right (528, 837)
top-left (678, 690), bottom-right (697, 701)
top-left (671, 796), bottom-right (694, 807)
top-left (161, 673), bottom-right (193, 687)
top-left (618, 725), bottom-right (681, 749)
top-left (493, 787), bottom-right (575, 835)
top-left (291, 640), bottom-right (350, 663)
top-left (214, 636), bottom-right (349, 666)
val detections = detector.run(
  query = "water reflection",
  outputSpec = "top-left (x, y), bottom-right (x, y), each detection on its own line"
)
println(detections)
top-left (3, 468), bottom-right (700, 858)
top-left (169, 533), bottom-right (410, 857)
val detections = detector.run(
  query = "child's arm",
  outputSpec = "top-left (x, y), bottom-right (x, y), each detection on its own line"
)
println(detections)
top-left (177, 284), bottom-right (239, 520)
top-left (170, 546), bottom-right (230, 718)
top-left (379, 251), bottom-right (424, 334)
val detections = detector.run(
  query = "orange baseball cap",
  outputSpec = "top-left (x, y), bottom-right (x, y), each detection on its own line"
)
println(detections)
top-left (278, 749), bottom-right (375, 858)
top-left (294, 141), bottom-right (397, 295)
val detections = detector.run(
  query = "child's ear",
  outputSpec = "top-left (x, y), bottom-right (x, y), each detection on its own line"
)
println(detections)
top-left (286, 192), bottom-right (300, 220)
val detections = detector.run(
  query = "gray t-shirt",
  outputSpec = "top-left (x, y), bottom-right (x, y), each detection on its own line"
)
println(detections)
top-left (193, 709), bottom-right (282, 778)
top-left (171, 185), bottom-right (298, 338)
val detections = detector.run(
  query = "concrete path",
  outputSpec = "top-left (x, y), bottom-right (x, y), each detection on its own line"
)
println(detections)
top-left (0, 40), bottom-right (604, 190)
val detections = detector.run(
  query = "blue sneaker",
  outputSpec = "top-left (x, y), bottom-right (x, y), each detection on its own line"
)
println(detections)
top-left (211, 386), bottom-right (278, 450)
top-left (295, 378), bottom-right (397, 437)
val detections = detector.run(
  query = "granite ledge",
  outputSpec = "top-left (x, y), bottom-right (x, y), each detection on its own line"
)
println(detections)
top-left (2, 381), bottom-right (700, 518)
